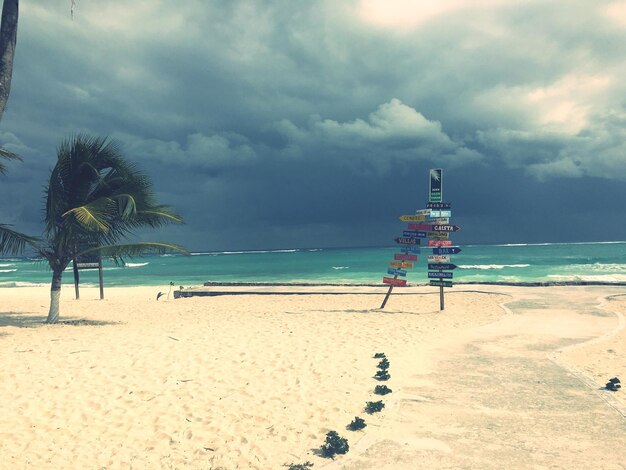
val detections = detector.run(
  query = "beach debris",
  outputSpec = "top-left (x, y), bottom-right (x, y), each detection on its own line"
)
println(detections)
top-left (365, 400), bottom-right (385, 414)
top-left (347, 416), bottom-right (366, 431)
top-left (284, 462), bottom-right (314, 470)
top-left (320, 431), bottom-right (349, 458)
top-left (374, 369), bottom-right (390, 381)
top-left (605, 377), bottom-right (621, 391)
top-left (374, 384), bottom-right (392, 395)
top-left (373, 352), bottom-right (386, 359)
top-left (377, 358), bottom-right (390, 370)
top-left (156, 292), bottom-right (165, 300)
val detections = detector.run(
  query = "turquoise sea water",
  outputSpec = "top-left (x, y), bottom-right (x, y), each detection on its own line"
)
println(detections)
top-left (1, 242), bottom-right (626, 288)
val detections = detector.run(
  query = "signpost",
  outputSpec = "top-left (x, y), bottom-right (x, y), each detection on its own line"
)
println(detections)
top-left (73, 251), bottom-right (104, 300)
top-left (380, 168), bottom-right (462, 311)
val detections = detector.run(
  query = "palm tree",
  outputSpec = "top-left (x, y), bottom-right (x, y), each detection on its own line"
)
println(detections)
top-left (0, 134), bottom-right (188, 323)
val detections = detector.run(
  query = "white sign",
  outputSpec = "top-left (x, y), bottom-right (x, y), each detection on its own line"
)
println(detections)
top-left (428, 255), bottom-right (451, 263)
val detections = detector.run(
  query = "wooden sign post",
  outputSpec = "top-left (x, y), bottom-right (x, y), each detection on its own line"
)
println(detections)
top-left (380, 168), bottom-right (461, 311)
top-left (73, 252), bottom-right (104, 300)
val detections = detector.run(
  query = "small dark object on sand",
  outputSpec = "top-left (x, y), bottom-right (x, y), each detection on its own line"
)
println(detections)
top-left (365, 400), bottom-right (385, 414)
top-left (605, 377), bottom-right (621, 391)
top-left (156, 292), bottom-right (165, 300)
top-left (374, 369), bottom-right (390, 381)
top-left (377, 358), bottom-right (390, 370)
top-left (374, 384), bottom-right (392, 395)
top-left (347, 416), bottom-right (366, 431)
top-left (320, 431), bottom-right (349, 458)
top-left (373, 352), bottom-right (386, 359)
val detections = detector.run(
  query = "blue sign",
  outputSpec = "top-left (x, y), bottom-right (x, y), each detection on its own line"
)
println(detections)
top-left (401, 246), bottom-right (421, 254)
top-left (432, 247), bottom-right (461, 255)
top-left (428, 271), bottom-right (453, 279)
top-left (429, 210), bottom-right (452, 218)
top-left (403, 230), bottom-right (427, 238)
top-left (387, 268), bottom-right (407, 277)
top-left (395, 237), bottom-right (420, 245)
top-left (426, 202), bottom-right (451, 209)
top-left (427, 263), bottom-right (457, 271)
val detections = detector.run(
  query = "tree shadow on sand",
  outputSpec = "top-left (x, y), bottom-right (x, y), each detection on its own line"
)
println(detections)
top-left (0, 311), bottom-right (120, 329)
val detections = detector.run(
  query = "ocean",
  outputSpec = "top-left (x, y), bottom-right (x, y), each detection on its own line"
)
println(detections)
top-left (1, 241), bottom-right (626, 288)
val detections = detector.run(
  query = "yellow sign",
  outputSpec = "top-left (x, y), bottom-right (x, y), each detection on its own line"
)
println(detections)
top-left (390, 261), bottom-right (414, 269)
top-left (428, 231), bottom-right (449, 239)
top-left (399, 215), bottom-right (426, 222)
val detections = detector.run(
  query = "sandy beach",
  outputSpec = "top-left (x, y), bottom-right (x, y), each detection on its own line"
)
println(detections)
top-left (1, 284), bottom-right (625, 469)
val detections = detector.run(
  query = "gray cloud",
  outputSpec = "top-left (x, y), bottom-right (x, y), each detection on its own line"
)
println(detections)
top-left (1, 0), bottom-right (625, 249)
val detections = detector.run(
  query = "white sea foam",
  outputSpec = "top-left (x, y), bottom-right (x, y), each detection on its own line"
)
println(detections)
top-left (0, 281), bottom-right (47, 288)
top-left (192, 249), bottom-right (299, 256)
top-left (0, 268), bottom-right (17, 273)
top-left (0, 263), bottom-right (15, 267)
top-left (459, 264), bottom-right (530, 270)
top-left (332, 266), bottom-right (349, 270)
top-left (547, 274), bottom-right (626, 283)
top-left (125, 262), bottom-right (149, 268)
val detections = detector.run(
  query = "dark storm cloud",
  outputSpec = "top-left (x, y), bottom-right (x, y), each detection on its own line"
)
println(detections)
top-left (1, 0), bottom-right (625, 250)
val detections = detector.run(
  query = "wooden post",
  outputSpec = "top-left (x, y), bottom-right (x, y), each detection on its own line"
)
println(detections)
top-left (439, 285), bottom-right (444, 311)
top-left (72, 258), bottom-right (80, 300)
top-left (380, 274), bottom-right (398, 309)
top-left (98, 257), bottom-right (104, 300)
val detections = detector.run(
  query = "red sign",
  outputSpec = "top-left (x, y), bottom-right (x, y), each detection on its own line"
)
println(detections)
top-left (428, 240), bottom-right (453, 247)
top-left (383, 277), bottom-right (407, 287)
top-left (394, 253), bottom-right (418, 261)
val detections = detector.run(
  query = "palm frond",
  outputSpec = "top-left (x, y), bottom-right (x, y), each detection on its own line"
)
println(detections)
top-left (0, 146), bottom-right (21, 175)
top-left (62, 197), bottom-right (116, 232)
top-left (0, 224), bottom-right (42, 255)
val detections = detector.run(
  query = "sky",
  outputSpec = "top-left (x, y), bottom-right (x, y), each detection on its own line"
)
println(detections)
top-left (1, 0), bottom-right (625, 251)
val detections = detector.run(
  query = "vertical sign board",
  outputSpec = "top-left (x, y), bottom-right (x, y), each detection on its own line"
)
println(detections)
top-left (73, 252), bottom-right (104, 300)
top-left (429, 168), bottom-right (442, 203)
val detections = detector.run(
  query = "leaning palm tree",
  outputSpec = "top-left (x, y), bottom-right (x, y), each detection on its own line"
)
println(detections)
top-left (0, 134), bottom-right (188, 323)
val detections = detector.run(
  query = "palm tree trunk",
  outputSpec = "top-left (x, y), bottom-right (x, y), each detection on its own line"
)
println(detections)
top-left (46, 267), bottom-right (63, 324)
top-left (0, 0), bottom-right (19, 123)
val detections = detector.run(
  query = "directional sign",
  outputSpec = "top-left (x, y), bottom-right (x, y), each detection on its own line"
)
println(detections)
top-left (426, 202), bottom-right (451, 209)
top-left (387, 268), bottom-right (407, 277)
top-left (428, 263), bottom-right (458, 271)
top-left (401, 245), bottom-right (421, 254)
top-left (406, 225), bottom-right (430, 234)
top-left (394, 253), bottom-right (418, 261)
top-left (428, 271), bottom-right (453, 279)
top-left (412, 224), bottom-right (461, 232)
top-left (409, 223), bottom-right (432, 231)
top-left (430, 210), bottom-right (451, 218)
top-left (404, 230), bottom-right (428, 238)
top-left (428, 239), bottom-right (453, 247)
top-left (390, 261), bottom-right (413, 269)
top-left (430, 280), bottom-right (453, 288)
top-left (415, 209), bottom-right (431, 216)
top-left (428, 232), bottom-right (450, 240)
top-left (430, 218), bottom-right (449, 224)
top-left (432, 247), bottom-right (461, 255)
top-left (428, 255), bottom-right (451, 263)
top-left (395, 237), bottom-right (420, 245)
top-left (429, 169), bottom-right (442, 203)
top-left (399, 215), bottom-right (427, 222)
top-left (383, 277), bottom-right (407, 287)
